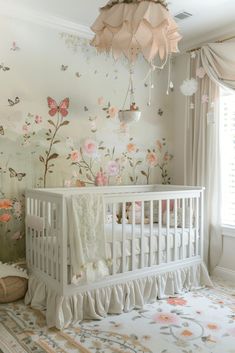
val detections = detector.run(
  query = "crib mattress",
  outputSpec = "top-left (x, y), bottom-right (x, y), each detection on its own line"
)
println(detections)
top-left (34, 225), bottom-right (196, 259)
top-left (105, 224), bottom-right (196, 258)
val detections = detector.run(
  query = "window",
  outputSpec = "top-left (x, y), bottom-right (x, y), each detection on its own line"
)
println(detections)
top-left (220, 89), bottom-right (235, 227)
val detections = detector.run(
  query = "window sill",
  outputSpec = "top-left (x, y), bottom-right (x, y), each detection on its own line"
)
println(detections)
top-left (222, 226), bottom-right (235, 238)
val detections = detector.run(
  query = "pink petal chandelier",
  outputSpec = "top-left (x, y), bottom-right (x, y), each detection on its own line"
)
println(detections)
top-left (91, 0), bottom-right (182, 64)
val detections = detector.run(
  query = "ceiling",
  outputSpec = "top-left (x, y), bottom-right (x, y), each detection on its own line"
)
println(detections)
top-left (1, 0), bottom-right (235, 50)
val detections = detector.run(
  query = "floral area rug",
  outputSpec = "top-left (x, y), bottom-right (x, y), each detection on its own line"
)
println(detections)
top-left (0, 287), bottom-right (235, 353)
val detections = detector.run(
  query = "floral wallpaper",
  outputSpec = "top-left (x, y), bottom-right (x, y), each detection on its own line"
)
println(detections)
top-left (0, 16), bottom-right (173, 262)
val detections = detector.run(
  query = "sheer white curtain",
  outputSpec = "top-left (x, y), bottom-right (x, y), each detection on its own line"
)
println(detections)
top-left (185, 42), bottom-right (235, 272)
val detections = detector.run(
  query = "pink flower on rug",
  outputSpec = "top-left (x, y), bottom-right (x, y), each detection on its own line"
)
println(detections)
top-left (153, 312), bottom-right (180, 325)
top-left (127, 143), bottom-right (137, 153)
top-left (196, 67), bottom-right (206, 79)
top-left (70, 150), bottom-right (81, 162)
top-left (108, 106), bottom-right (118, 119)
top-left (107, 160), bottom-right (120, 177)
top-left (0, 213), bottom-right (11, 223)
top-left (146, 152), bottom-right (158, 167)
top-left (83, 139), bottom-right (97, 155)
top-left (95, 171), bottom-right (108, 186)
top-left (0, 199), bottom-right (13, 209)
top-left (202, 94), bottom-right (209, 104)
top-left (167, 297), bottom-right (187, 306)
top-left (35, 115), bottom-right (43, 124)
top-left (207, 323), bottom-right (220, 331)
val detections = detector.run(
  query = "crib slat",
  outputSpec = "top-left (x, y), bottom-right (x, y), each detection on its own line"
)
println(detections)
top-left (50, 204), bottom-right (55, 279)
top-left (122, 203), bottom-right (126, 273)
top-left (55, 203), bottom-right (60, 281)
top-left (182, 198), bottom-right (186, 259)
top-left (45, 202), bottom-right (50, 276)
top-left (131, 202), bottom-right (136, 271)
top-left (195, 197), bottom-right (199, 256)
top-left (189, 198), bottom-right (193, 258)
top-left (112, 203), bottom-right (116, 275)
top-left (174, 199), bottom-right (178, 261)
top-left (200, 191), bottom-right (204, 257)
top-left (149, 200), bottom-right (154, 267)
top-left (166, 199), bottom-right (170, 263)
top-left (158, 200), bottom-right (162, 264)
top-left (141, 202), bottom-right (145, 268)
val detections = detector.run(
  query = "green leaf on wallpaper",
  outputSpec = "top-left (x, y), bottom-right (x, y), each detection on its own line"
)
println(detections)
top-left (60, 120), bottom-right (70, 126)
top-left (98, 147), bottom-right (105, 150)
top-left (86, 173), bottom-right (92, 181)
top-left (130, 176), bottom-right (134, 182)
top-left (48, 120), bottom-right (56, 127)
top-left (129, 161), bottom-right (134, 167)
top-left (39, 155), bottom-right (45, 163)
top-left (79, 168), bottom-right (82, 175)
top-left (136, 160), bottom-right (142, 166)
top-left (147, 149), bottom-right (151, 153)
top-left (53, 140), bottom-right (61, 144)
top-left (141, 171), bottom-right (148, 177)
top-left (48, 153), bottom-right (59, 161)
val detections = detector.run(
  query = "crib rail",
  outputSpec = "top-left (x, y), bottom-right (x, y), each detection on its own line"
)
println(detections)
top-left (25, 186), bottom-right (204, 295)
top-left (104, 190), bottom-right (203, 276)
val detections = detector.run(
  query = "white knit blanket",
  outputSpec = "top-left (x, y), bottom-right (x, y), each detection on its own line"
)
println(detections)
top-left (0, 262), bottom-right (28, 279)
top-left (67, 194), bottom-right (109, 284)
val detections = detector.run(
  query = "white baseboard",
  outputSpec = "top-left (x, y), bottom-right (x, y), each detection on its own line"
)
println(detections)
top-left (213, 266), bottom-right (235, 282)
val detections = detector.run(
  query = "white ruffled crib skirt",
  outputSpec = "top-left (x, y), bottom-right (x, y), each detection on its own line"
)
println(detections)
top-left (25, 263), bottom-right (212, 329)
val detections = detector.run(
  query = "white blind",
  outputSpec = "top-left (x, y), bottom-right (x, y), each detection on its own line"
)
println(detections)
top-left (220, 89), bottom-right (235, 227)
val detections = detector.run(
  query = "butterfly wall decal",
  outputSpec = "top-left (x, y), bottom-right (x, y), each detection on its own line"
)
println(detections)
top-left (89, 116), bottom-right (97, 133)
top-left (10, 42), bottom-right (20, 51)
top-left (61, 64), bottom-right (68, 71)
top-left (0, 126), bottom-right (4, 135)
top-left (9, 167), bottom-right (26, 181)
top-left (75, 72), bottom-right (82, 78)
top-left (0, 63), bottom-right (10, 71)
top-left (158, 109), bottom-right (164, 117)
top-left (8, 97), bottom-right (20, 106)
top-left (47, 97), bottom-right (70, 117)
top-left (84, 106), bottom-right (88, 112)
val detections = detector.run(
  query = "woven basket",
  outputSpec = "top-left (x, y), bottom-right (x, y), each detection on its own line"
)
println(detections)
top-left (0, 276), bottom-right (28, 303)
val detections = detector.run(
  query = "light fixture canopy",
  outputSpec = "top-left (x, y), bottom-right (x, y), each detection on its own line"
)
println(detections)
top-left (91, 0), bottom-right (182, 64)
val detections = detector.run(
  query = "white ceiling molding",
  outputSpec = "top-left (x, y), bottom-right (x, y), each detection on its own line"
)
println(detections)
top-left (181, 21), bottom-right (235, 52)
top-left (0, 5), bottom-right (93, 38)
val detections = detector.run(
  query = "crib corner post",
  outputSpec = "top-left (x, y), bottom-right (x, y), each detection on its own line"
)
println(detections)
top-left (200, 189), bottom-right (204, 260)
top-left (59, 195), bottom-right (68, 295)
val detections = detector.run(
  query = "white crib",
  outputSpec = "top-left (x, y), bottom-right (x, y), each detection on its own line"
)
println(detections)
top-left (25, 184), bottom-right (209, 329)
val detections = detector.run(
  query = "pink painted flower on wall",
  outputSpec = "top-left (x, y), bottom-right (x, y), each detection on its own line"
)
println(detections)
top-left (127, 143), bottom-right (137, 153)
top-left (153, 312), bottom-right (180, 325)
top-left (156, 140), bottom-right (163, 150)
top-left (70, 150), bottom-right (81, 162)
top-left (0, 199), bottom-right (13, 209)
top-left (95, 171), bottom-right (108, 186)
top-left (98, 97), bottom-right (105, 106)
top-left (0, 213), bottom-right (11, 223)
top-left (22, 125), bottom-right (30, 133)
top-left (107, 160), bottom-right (120, 176)
top-left (35, 115), bottom-right (43, 124)
top-left (84, 139), bottom-right (97, 155)
top-left (108, 106), bottom-right (118, 119)
top-left (146, 152), bottom-right (158, 167)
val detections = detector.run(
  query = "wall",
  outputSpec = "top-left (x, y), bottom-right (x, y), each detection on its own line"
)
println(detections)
top-left (0, 15), bottom-right (174, 262)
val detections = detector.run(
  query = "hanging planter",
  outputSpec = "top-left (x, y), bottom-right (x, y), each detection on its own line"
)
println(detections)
top-left (118, 104), bottom-right (141, 124)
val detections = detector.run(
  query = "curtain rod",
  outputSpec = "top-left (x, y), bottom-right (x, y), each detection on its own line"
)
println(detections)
top-left (187, 34), bottom-right (235, 53)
